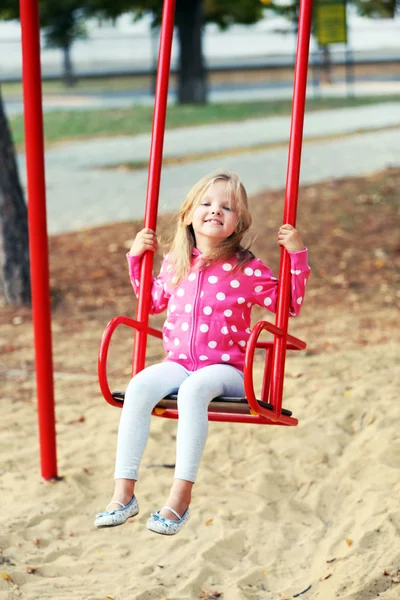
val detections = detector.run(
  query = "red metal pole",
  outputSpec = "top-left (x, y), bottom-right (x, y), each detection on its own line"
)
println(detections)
top-left (19, 0), bottom-right (58, 479)
top-left (133, 0), bottom-right (176, 375)
top-left (270, 0), bottom-right (313, 413)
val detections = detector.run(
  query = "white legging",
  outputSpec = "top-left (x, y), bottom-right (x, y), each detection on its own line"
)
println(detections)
top-left (114, 361), bottom-right (245, 483)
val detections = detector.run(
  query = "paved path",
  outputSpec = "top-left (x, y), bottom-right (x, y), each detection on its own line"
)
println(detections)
top-left (17, 101), bottom-right (400, 234)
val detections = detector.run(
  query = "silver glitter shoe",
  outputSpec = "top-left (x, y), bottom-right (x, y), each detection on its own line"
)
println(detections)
top-left (94, 496), bottom-right (139, 528)
top-left (146, 506), bottom-right (189, 536)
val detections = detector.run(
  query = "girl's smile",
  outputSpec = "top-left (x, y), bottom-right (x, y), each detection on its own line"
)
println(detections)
top-left (190, 180), bottom-right (237, 252)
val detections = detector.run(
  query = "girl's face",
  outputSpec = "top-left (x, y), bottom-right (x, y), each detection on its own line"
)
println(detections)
top-left (189, 180), bottom-right (238, 251)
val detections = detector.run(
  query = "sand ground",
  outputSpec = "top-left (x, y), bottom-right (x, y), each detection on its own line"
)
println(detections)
top-left (1, 168), bottom-right (399, 600)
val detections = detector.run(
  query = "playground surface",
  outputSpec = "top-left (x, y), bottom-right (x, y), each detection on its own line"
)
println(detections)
top-left (1, 159), bottom-right (399, 599)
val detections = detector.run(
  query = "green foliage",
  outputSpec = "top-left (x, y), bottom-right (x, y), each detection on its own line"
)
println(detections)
top-left (0, 0), bottom-right (87, 49)
top-left (351, 0), bottom-right (397, 18)
top-left (40, 2), bottom-right (87, 49)
top-left (204, 0), bottom-right (264, 28)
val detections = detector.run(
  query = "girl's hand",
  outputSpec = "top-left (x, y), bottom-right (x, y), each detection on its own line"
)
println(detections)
top-left (129, 228), bottom-right (158, 256)
top-left (277, 224), bottom-right (305, 253)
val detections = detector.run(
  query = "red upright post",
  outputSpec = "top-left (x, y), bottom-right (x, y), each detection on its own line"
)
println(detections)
top-left (132, 0), bottom-right (176, 375)
top-left (270, 0), bottom-right (313, 414)
top-left (19, 0), bottom-right (58, 479)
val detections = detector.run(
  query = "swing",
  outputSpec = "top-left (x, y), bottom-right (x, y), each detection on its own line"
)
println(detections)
top-left (98, 0), bottom-right (313, 426)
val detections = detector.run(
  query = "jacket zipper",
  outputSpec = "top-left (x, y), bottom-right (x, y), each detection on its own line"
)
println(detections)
top-left (189, 269), bottom-right (202, 370)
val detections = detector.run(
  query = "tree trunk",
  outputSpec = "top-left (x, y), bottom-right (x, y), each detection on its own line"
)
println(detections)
top-left (321, 45), bottom-right (333, 84)
top-left (175, 0), bottom-right (207, 104)
top-left (0, 87), bottom-right (31, 306)
top-left (62, 44), bottom-right (75, 87)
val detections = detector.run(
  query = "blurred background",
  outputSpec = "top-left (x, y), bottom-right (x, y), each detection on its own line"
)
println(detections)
top-left (0, 0), bottom-right (399, 308)
top-left (0, 8), bottom-right (399, 81)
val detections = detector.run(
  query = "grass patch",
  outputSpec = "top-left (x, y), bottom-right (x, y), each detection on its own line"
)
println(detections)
top-left (9, 94), bottom-right (400, 148)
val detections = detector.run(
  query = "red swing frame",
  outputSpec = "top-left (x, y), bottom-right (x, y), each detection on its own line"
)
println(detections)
top-left (98, 0), bottom-right (313, 426)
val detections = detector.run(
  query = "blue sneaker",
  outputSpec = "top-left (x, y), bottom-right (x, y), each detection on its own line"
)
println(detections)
top-left (146, 506), bottom-right (189, 536)
top-left (94, 496), bottom-right (139, 528)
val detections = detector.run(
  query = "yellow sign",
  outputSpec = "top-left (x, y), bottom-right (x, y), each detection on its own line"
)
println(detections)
top-left (315, 0), bottom-right (348, 45)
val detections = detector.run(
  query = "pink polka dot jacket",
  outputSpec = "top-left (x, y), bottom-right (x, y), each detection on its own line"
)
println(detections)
top-left (127, 248), bottom-right (310, 373)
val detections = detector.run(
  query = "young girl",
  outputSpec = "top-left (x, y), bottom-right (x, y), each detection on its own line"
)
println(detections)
top-left (94, 169), bottom-right (310, 535)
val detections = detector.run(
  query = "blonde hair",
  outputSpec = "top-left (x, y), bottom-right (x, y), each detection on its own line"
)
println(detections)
top-left (168, 169), bottom-right (253, 284)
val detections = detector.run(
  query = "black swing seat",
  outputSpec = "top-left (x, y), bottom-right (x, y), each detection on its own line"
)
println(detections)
top-left (111, 391), bottom-right (292, 417)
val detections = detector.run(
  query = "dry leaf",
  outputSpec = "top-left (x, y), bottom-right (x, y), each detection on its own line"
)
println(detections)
top-left (90, 269), bottom-right (108, 279)
top-left (204, 518), bottom-right (214, 526)
top-left (67, 416), bottom-right (85, 425)
top-left (200, 591), bottom-right (223, 599)
top-left (320, 573), bottom-right (332, 580)
top-left (26, 565), bottom-right (37, 574)
top-left (1, 572), bottom-right (13, 582)
top-left (345, 538), bottom-right (353, 547)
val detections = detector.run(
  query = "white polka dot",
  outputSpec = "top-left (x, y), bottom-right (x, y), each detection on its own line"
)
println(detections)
top-left (181, 322), bottom-right (189, 331)
top-left (179, 354), bottom-right (187, 359)
top-left (203, 306), bottom-right (212, 315)
top-left (254, 269), bottom-right (262, 277)
top-left (237, 297), bottom-right (245, 304)
top-left (254, 285), bottom-right (263, 293)
top-left (188, 273), bottom-right (196, 281)
top-left (230, 280), bottom-right (240, 288)
top-left (244, 267), bottom-right (253, 276)
top-left (231, 325), bottom-right (237, 332)
top-left (135, 279), bottom-right (140, 287)
top-left (200, 324), bottom-right (209, 333)
top-left (208, 276), bottom-right (218, 284)
top-left (163, 335), bottom-right (169, 342)
top-left (297, 296), bottom-right (303, 305)
top-left (228, 340), bottom-right (234, 346)
top-left (185, 304), bottom-right (192, 312)
top-left (245, 328), bottom-right (251, 334)
top-left (216, 292), bottom-right (226, 301)
top-left (170, 304), bottom-right (176, 313)
top-left (174, 338), bottom-right (180, 346)
top-left (222, 263), bottom-right (232, 271)
top-left (154, 291), bottom-right (158, 299)
top-left (208, 341), bottom-right (217, 348)
top-left (199, 355), bottom-right (208, 361)
top-left (239, 340), bottom-right (246, 347)
top-left (247, 302), bottom-right (252, 307)
top-left (221, 326), bottom-right (229, 335)
top-left (177, 288), bottom-right (185, 296)
top-left (291, 269), bottom-right (301, 275)
top-left (165, 322), bottom-right (174, 330)
top-left (221, 354), bottom-right (230, 361)
top-left (264, 297), bottom-right (272, 306)
top-left (200, 291), bottom-right (204, 298)
top-left (168, 351), bottom-right (173, 356)
top-left (224, 309), bottom-right (232, 317)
